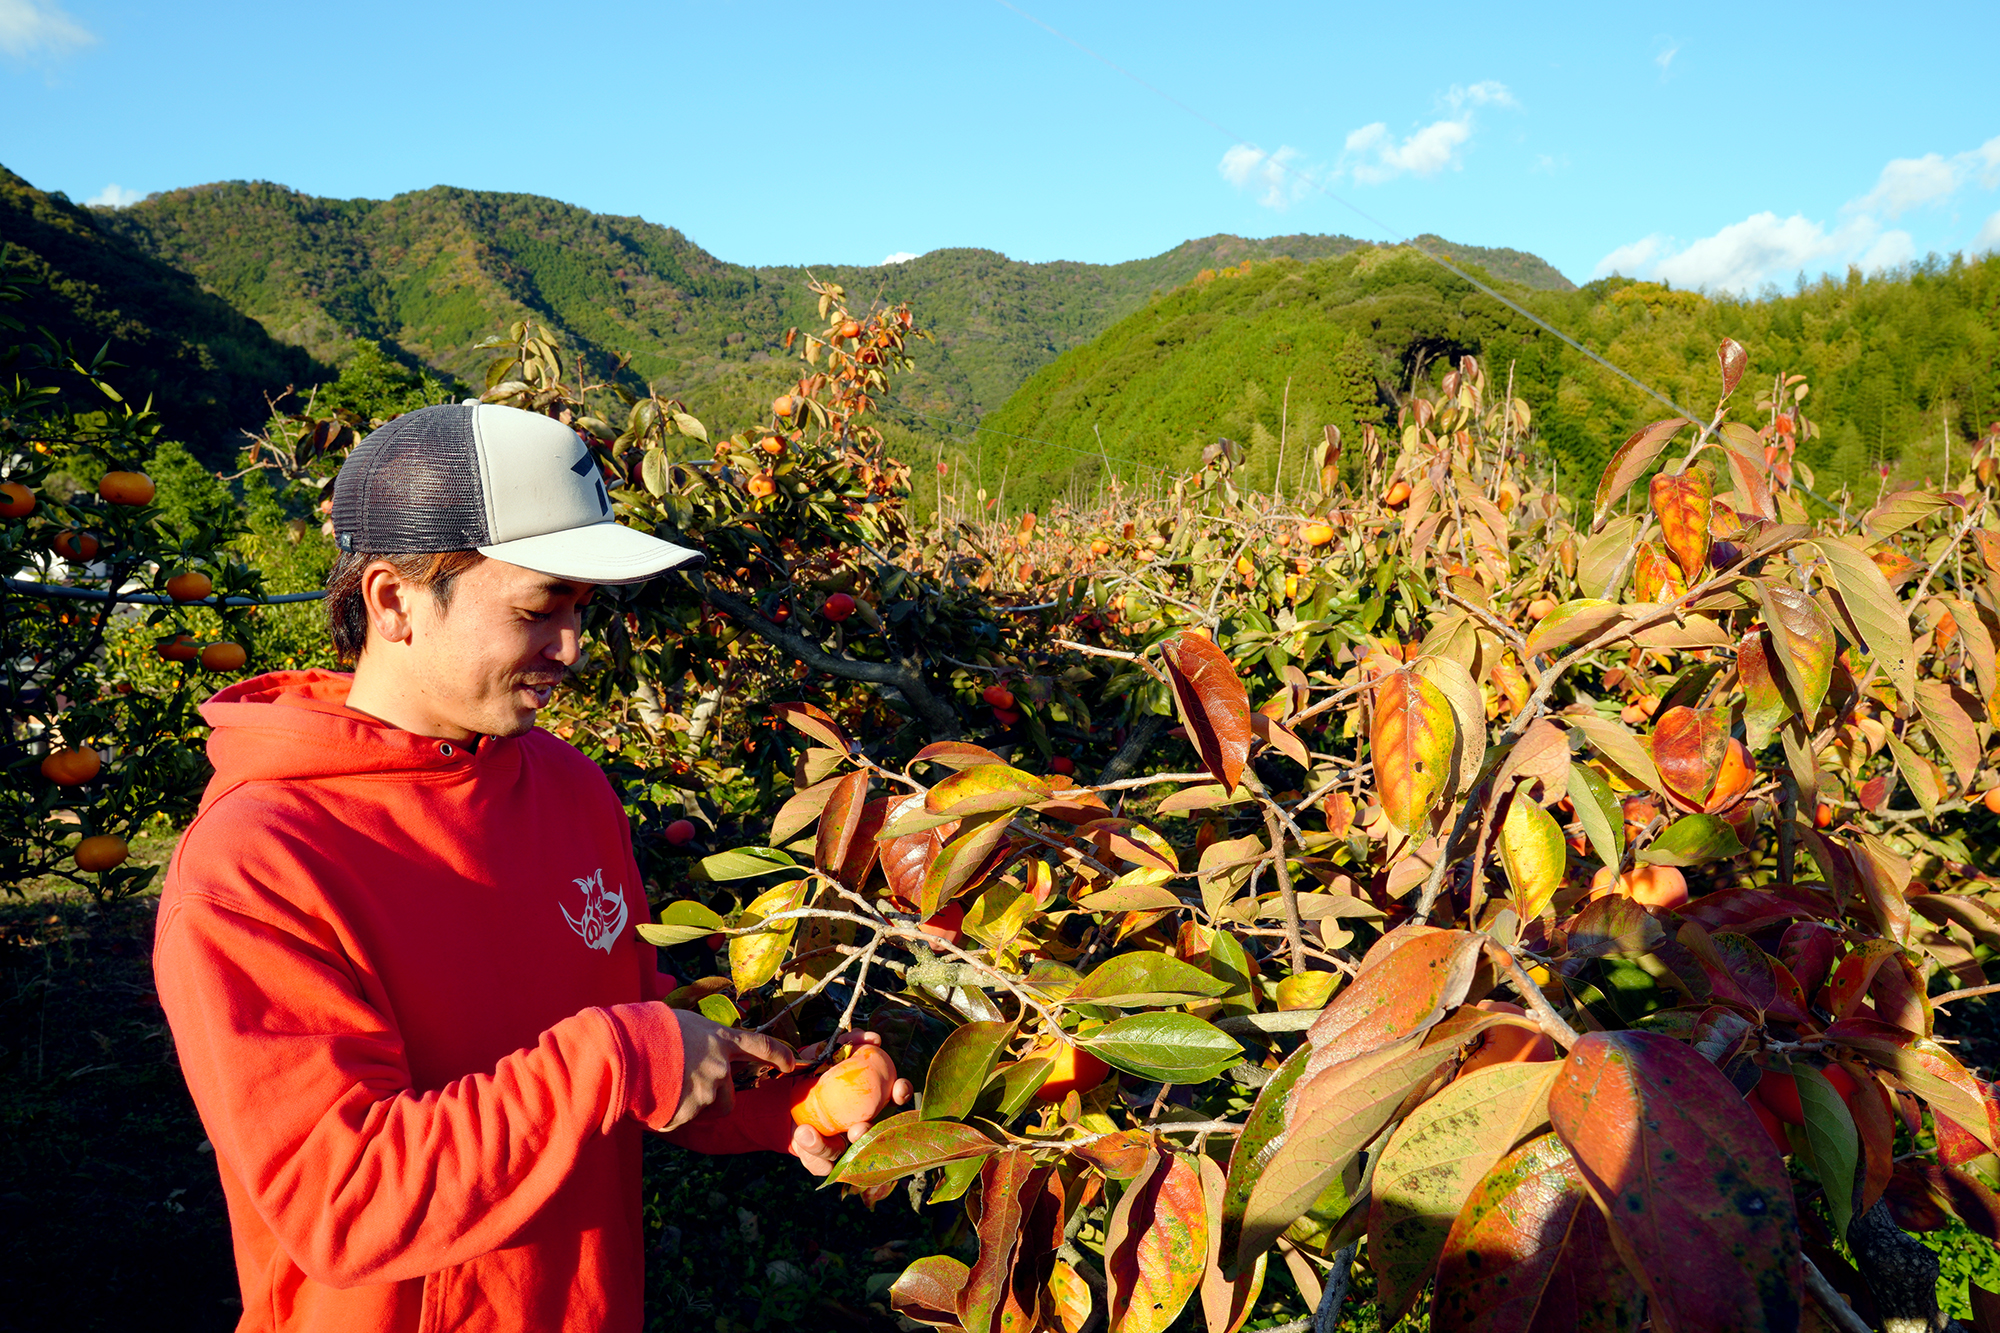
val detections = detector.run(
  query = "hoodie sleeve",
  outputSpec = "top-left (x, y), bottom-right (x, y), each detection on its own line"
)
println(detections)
top-left (155, 888), bottom-right (687, 1289)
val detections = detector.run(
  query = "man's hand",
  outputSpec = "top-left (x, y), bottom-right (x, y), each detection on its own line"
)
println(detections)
top-left (787, 1031), bottom-right (914, 1177)
top-left (664, 1009), bottom-right (796, 1132)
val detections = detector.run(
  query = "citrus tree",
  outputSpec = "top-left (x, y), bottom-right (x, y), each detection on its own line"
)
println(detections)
top-left (618, 341), bottom-right (2000, 1333)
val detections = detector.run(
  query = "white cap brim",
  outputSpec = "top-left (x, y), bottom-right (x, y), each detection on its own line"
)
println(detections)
top-left (478, 520), bottom-right (704, 586)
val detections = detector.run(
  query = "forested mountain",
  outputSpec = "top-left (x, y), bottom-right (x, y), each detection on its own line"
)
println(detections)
top-left (83, 177), bottom-right (1572, 445)
top-left (0, 167), bottom-right (323, 446)
top-left (976, 246), bottom-right (2000, 514)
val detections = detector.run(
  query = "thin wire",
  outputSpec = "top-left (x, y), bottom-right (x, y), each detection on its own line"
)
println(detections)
top-left (986, 0), bottom-right (1706, 425)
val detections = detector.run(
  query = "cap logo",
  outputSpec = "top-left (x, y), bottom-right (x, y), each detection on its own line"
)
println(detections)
top-left (571, 442), bottom-right (609, 517)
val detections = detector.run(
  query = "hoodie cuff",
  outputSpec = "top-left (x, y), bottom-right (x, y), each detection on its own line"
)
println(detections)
top-left (599, 1001), bottom-right (687, 1132)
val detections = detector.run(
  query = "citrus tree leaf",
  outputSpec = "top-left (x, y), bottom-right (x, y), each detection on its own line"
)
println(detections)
top-left (1068, 951), bottom-right (1234, 1008)
top-left (1430, 1130), bottom-right (1643, 1333)
top-left (1081, 1012), bottom-right (1244, 1083)
top-left (1548, 1030), bottom-right (1803, 1333)
top-left (1498, 792), bottom-right (1566, 921)
top-left (1754, 581), bottom-right (1834, 722)
top-left (1105, 1150), bottom-right (1208, 1333)
top-left (1370, 1061), bottom-right (1564, 1327)
top-left (1594, 418), bottom-right (1689, 530)
top-left (1161, 631), bottom-right (1254, 790)
top-left (635, 898), bottom-right (727, 947)
top-left (1650, 467), bottom-right (1713, 582)
top-left (1566, 764), bottom-right (1624, 873)
top-left (1794, 1065), bottom-right (1860, 1239)
top-left (1638, 813), bottom-right (1746, 866)
top-left (1372, 669), bottom-right (1457, 835)
top-left (923, 1021), bottom-right (1014, 1122)
top-left (827, 1111), bottom-right (997, 1189)
top-left (890, 1255), bottom-right (971, 1330)
top-left (927, 764), bottom-right (1052, 818)
top-left (1815, 535), bottom-right (1918, 698)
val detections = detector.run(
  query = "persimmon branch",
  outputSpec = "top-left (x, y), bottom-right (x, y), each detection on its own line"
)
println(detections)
top-left (1483, 940), bottom-right (1580, 1050)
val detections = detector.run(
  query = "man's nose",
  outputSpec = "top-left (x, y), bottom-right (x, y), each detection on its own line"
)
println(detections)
top-left (544, 620), bottom-right (582, 665)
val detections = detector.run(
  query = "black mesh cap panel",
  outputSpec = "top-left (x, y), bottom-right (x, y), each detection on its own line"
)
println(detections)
top-left (330, 405), bottom-right (490, 553)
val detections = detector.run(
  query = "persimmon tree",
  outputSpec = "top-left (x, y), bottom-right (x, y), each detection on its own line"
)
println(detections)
top-left (620, 341), bottom-right (2000, 1333)
top-left (0, 258), bottom-right (275, 898)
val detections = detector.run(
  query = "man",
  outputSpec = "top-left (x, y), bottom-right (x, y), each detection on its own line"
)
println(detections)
top-left (155, 403), bottom-right (903, 1333)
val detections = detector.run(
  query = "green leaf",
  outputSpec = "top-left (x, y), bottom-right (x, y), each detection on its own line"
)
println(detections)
top-left (921, 1021), bottom-right (1013, 1122)
top-left (1074, 866), bottom-right (1184, 912)
top-left (1814, 535), bottom-right (1917, 699)
top-left (697, 992), bottom-right (739, 1025)
top-left (1794, 1065), bottom-right (1860, 1239)
top-left (1639, 814), bottom-right (1745, 866)
top-left (1524, 598), bottom-right (1630, 658)
top-left (695, 846), bottom-right (802, 882)
top-left (1081, 1012), bottom-right (1244, 1083)
top-left (634, 899), bottom-right (727, 947)
top-left (1067, 951), bottom-right (1233, 1008)
top-left (1578, 515), bottom-right (1643, 598)
top-left (1566, 764), bottom-right (1624, 872)
top-left (1755, 580), bottom-right (1834, 722)
top-left (919, 812), bottom-right (1011, 918)
top-left (825, 1112), bottom-right (996, 1189)
top-left (976, 1056), bottom-right (1054, 1123)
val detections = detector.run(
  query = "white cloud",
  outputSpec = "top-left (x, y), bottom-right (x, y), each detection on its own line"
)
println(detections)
top-left (880, 251), bottom-right (919, 265)
top-left (1446, 81), bottom-right (1517, 110)
top-left (85, 183), bottom-right (142, 208)
top-left (1217, 143), bottom-right (1316, 210)
top-left (1345, 117), bottom-right (1474, 185)
top-left (1595, 134), bottom-right (2000, 293)
top-left (1655, 42), bottom-right (1679, 73)
top-left (0, 0), bottom-right (94, 57)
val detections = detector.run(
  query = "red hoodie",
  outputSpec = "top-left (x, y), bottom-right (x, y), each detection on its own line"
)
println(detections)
top-left (155, 671), bottom-right (798, 1333)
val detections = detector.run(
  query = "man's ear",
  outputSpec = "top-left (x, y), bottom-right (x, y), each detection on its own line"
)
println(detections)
top-left (358, 561), bottom-right (419, 647)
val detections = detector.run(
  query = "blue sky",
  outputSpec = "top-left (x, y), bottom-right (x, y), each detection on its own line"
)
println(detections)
top-left (4, 0), bottom-right (1996, 294)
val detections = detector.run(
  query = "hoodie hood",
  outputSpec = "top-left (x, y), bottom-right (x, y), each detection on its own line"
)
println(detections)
top-left (201, 670), bottom-right (514, 796)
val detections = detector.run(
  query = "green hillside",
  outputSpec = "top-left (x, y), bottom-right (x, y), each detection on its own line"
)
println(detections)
top-left (973, 245), bottom-right (2000, 514)
top-left (81, 176), bottom-right (1572, 442)
top-left (0, 167), bottom-right (324, 445)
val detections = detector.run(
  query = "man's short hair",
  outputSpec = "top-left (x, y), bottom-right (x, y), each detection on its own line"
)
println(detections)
top-left (323, 549), bottom-right (485, 662)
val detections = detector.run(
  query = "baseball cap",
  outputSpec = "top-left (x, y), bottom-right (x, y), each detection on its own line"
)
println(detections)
top-left (330, 403), bottom-right (703, 584)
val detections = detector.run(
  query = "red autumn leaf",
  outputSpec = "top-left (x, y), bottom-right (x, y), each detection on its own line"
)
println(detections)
top-left (880, 793), bottom-right (957, 908)
top-left (1160, 631), bottom-right (1253, 790)
top-left (1718, 337), bottom-right (1749, 398)
top-left (1548, 1030), bottom-right (1803, 1333)
top-left (891, 1255), bottom-right (972, 1329)
top-left (1303, 927), bottom-right (1484, 1075)
top-left (814, 770), bottom-right (869, 880)
top-left (959, 1151), bottom-right (1041, 1333)
top-left (1650, 705), bottom-right (1728, 809)
top-left (1594, 417), bottom-right (1690, 529)
top-left (771, 700), bottom-right (852, 753)
top-left (1430, 1131), bottom-right (1643, 1332)
top-left (1650, 467), bottom-right (1714, 584)
top-left (1371, 669), bottom-right (1457, 835)
top-left (1105, 1149), bottom-right (1208, 1333)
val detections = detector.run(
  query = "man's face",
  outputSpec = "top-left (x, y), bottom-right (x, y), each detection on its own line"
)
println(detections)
top-left (395, 558), bottom-right (595, 740)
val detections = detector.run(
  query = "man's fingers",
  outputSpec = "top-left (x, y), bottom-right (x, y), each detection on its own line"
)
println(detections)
top-left (891, 1078), bottom-right (914, 1105)
top-left (722, 1028), bottom-right (797, 1073)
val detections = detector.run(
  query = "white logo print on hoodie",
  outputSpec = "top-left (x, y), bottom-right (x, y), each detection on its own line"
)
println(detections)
top-left (562, 868), bottom-right (629, 952)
